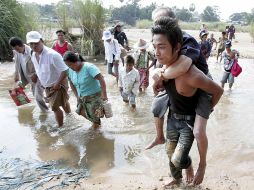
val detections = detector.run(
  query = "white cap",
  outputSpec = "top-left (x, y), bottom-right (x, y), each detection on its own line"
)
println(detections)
top-left (102, 30), bottom-right (112, 40)
top-left (26, 31), bottom-right (42, 43)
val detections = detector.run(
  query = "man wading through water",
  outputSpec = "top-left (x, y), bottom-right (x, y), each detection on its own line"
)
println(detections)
top-left (27, 31), bottom-right (71, 127)
top-left (150, 16), bottom-right (223, 187)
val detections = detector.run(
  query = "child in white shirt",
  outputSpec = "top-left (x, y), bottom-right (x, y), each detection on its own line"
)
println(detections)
top-left (118, 55), bottom-right (140, 109)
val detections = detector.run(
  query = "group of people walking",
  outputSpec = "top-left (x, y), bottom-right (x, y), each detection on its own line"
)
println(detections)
top-left (198, 23), bottom-right (240, 90)
top-left (100, 7), bottom-right (225, 187)
top-left (10, 29), bottom-right (109, 129)
top-left (9, 5), bottom-right (242, 189)
top-left (102, 25), bottom-right (157, 109)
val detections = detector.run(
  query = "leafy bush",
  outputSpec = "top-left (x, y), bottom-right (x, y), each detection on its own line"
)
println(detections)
top-left (136, 19), bottom-right (153, 29)
top-left (0, 0), bottom-right (34, 60)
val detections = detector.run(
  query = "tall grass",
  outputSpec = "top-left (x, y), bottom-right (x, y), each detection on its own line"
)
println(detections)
top-left (0, 0), bottom-right (26, 60)
top-left (0, 0), bottom-right (38, 60)
top-left (73, 0), bottom-right (104, 56)
top-left (250, 22), bottom-right (254, 42)
top-left (56, 0), bottom-right (105, 56)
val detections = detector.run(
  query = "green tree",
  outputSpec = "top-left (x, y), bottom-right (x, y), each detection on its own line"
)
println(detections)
top-left (230, 12), bottom-right (248, 22)
top-left (22, 3), bottom-right (40, 30)
top-left (139, 3), bottom-right (156, 20)
top-left (38, 4), bottom-right (56, 18)
top-left (201, 6), bottom-right (220, 22)
top-left (189, 3), bottom-right (195, 12)
top-left (111, 1), bottom-right (140, 25)
top-left (175, 8), bottom-right (193, 22)
top-left (56, 0), bottom-right (72, 32)
top-left (0, 0), bottom-right (32, 60)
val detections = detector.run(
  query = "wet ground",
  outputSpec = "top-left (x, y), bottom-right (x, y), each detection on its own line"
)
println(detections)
top-left (0, 57), bottom-right (254, 190)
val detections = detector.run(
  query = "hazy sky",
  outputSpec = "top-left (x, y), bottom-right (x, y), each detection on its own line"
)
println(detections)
top-left (19, 0), bottom-right (253, 20)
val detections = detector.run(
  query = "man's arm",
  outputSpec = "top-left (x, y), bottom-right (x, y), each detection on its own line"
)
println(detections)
top-left (118, 70), bottom-right (123, 89)
top-left (123, 32), bottom-right (128, 46)
top-left (53, 70), bottom-right (68, 90)
top-left (51, 41), bottom-right (56, 49)
top-left (161, 55), bottom-right (192, 79)
top-left (154, 34), bottom-right (201, 81)
top-left (132, 71), bottom-right (140, 95)
top-left (13, 53), bottom-right (20, 82)
top-left (67, 43), bottom-right (74, 51)
top-left (152, 55), bottom-right (192, 87)
top-left (147, 52), bottom-right (155, 71)
top-left (188, 66), bottom-right (223, 108)
top-left (95, 73), bottom-right (108, 101)
top-left (114, 40), bottom-right (121, 62)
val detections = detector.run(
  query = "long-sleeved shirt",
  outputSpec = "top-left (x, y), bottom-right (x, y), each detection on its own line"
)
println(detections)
top-left (14, 44), bottom-right (36, 86)
top-left (118, 67), bottom-right (140, 95)
top-left (104, 39), bottom-right (121, 63)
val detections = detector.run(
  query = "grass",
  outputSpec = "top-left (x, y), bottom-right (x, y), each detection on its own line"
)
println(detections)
top-left (135, 19), bottom-right (251, 33)
top-left (249, 22), bottom-right (254, 41)
top-left (136, 19), bottom-right (153, 29)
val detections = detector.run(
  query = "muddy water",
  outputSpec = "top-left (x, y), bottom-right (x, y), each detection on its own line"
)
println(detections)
top-left (0, 58), bottom-right (253, 189)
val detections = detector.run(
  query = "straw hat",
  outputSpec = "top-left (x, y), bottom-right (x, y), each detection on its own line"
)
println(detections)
top-left (134, 39), bottom-right (149, 50)
top-left (102, 30), bottom-right (112, 40)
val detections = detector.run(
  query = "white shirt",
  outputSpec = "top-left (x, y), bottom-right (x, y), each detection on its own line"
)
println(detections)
top-left (14, 44), bottom-right (34, 83)
top-left (31, 46), bottom-right (68, 87)
top-left (118, 67), bottom-right (140, 95)
top-left (20, 45), bottom-right (31, 81)
top-left (104, 39), bottom-right (121, 63)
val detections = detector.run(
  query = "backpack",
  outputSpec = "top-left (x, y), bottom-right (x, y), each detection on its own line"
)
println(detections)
top-left (231, 59), bottom-right (242, 77)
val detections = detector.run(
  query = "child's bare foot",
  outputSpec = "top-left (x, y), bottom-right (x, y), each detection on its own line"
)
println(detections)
top-left (192, 164), bottom-right (206, 185)
top-left (145, 137), bottom-right (165, 150)
top-left (131, 104), bottom-right (136, 112)
top-left (123, 99), bottom-right (129, 103)
top-left (163, 178), bottom-right (181, 188)
top-left (92, 123), bottom-right (101, 129)
top-left (185, 164), bottom-right (194, 184)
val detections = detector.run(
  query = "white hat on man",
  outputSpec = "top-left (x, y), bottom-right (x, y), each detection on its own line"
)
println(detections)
top-left (26, 31), bottom-right (42, 44)
top-left (102, 30), bottom-right (112, 40)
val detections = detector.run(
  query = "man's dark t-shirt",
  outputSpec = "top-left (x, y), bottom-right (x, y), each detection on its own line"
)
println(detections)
top-left (114, 31), bottom-right (128, 47)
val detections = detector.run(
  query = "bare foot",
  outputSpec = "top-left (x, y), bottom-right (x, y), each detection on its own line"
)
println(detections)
top-left (131, 107), bottom-right (136, 112)
top-left (185, 164), bottom-right (194, 184)
top-left (163, 178), bottom-right (181, 188)
top-left (192, 164), bottom-right (206, 186)
top-left (123, 99), bottom-right (129, 103)
top-left (145, 137), bottom-right (165, 150)
top-left (92, 123), bottom-right (101, 129)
